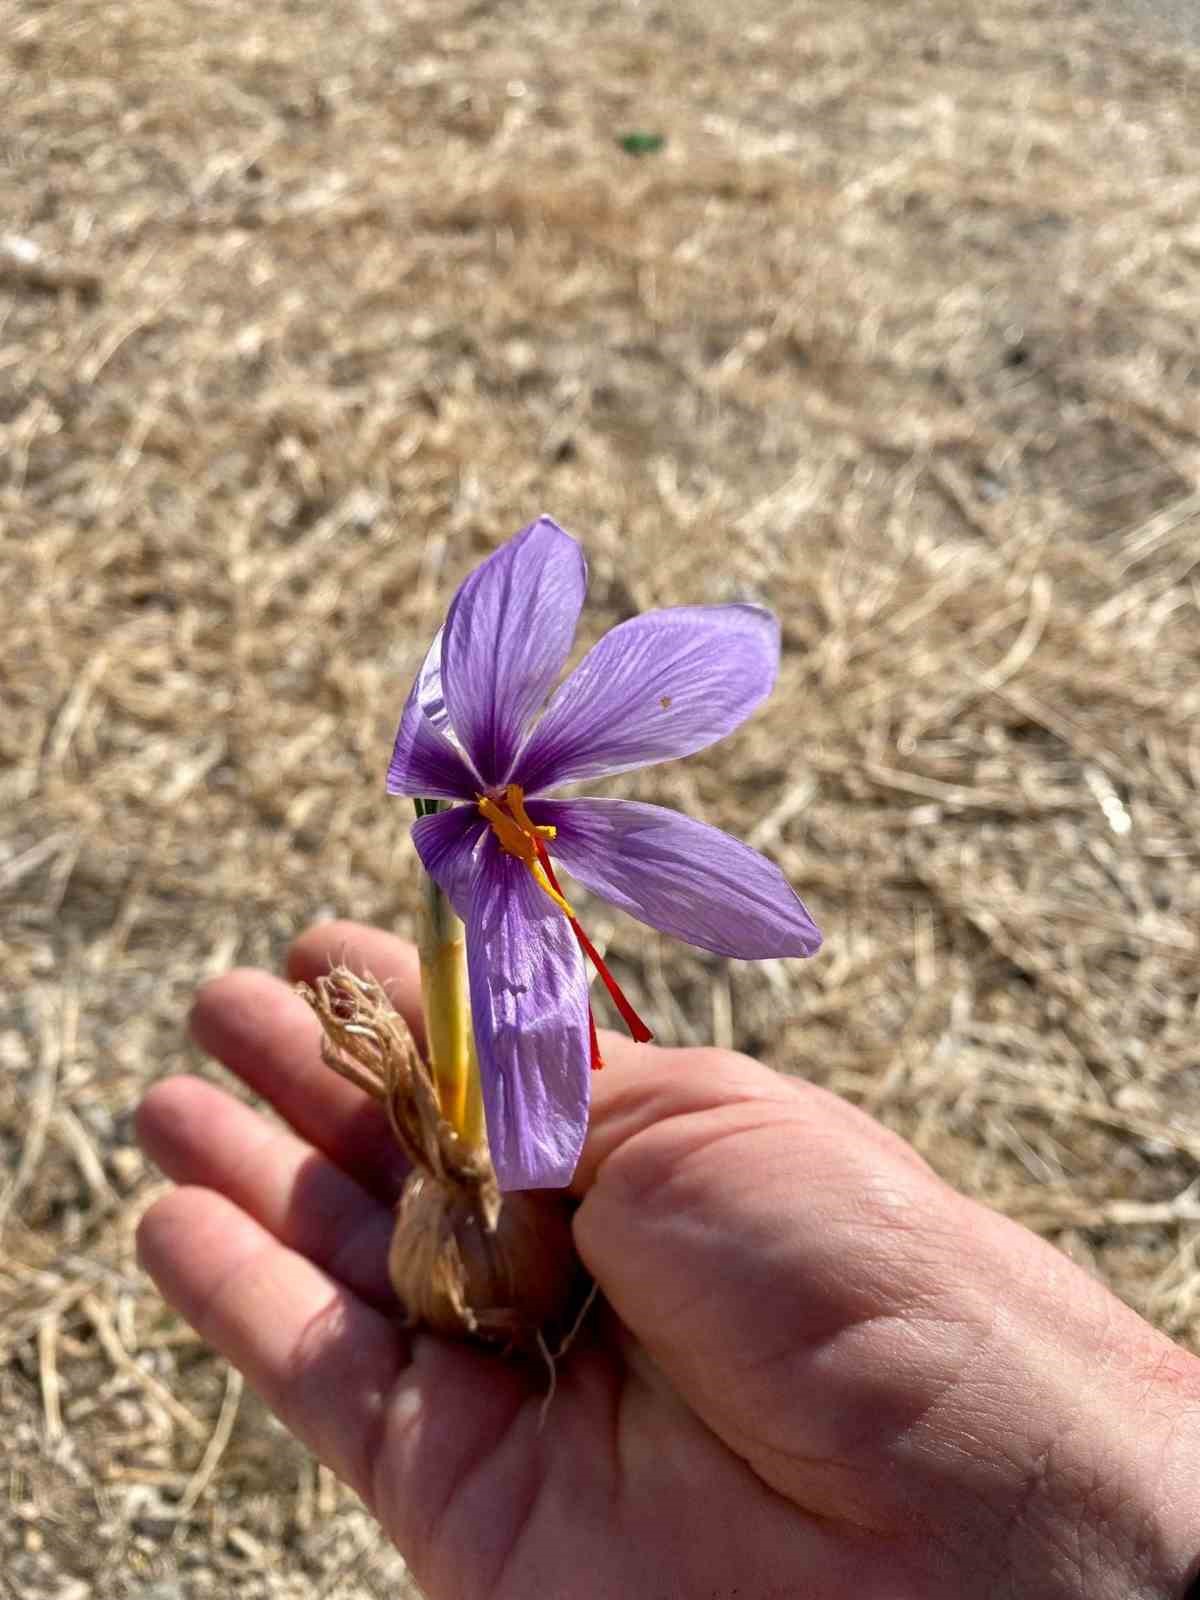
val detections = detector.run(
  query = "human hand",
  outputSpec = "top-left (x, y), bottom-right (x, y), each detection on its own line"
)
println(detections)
top-left (137, 920), bottom-right (1200, 1600)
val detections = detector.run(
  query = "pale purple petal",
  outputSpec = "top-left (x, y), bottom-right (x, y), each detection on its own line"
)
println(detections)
top-left (440, 517), bottom-right (587, 787)
top-left (411, 805), bottom-right (487, 920)
top-left (386, 672), bottom-right (480, 801)
top-left (412, 626), bottom-right (451, 735)
top-left (529, 798), bottom-right (822, 959)
top-left (515, 605), bottom-right (779, 794)
top-left (465, 836), bottom-right (591, 1190)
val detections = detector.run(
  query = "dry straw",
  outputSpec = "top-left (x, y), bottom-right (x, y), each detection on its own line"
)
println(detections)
top-left (2, 0), bottom-right (1199, 1594)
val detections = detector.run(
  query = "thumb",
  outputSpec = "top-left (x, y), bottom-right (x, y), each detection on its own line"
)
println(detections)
top-left (571, 1042), bottom-right (978, 1526)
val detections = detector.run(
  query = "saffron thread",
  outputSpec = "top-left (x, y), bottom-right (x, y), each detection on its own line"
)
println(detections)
top-left (479, 783), bottom-right (654, 1050)
top-left (533, 838), bottom-right (653, 1045)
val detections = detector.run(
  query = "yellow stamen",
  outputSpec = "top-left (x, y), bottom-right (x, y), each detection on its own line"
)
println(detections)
top-left (478, 786), bottom-right (575, 916)
top-left (529, 857), bottom-right (575, 917)
top-left (502, 783), bottom-right (555, 841)
top-left (478, 782), bottom-right (654, 1054)
top-left (477, 793), bottom-right (532, 857)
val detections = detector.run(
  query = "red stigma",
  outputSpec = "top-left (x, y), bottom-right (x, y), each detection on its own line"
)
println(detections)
top-left (586, 1004), bottom-right (604, 1071)
top-left (534, 838), bottom-right (653, 1049)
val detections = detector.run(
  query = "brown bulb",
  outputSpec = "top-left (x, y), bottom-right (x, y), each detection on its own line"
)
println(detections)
top-left (388, 1174), bottom-right (581, 1349)
top-left (299, 967), bottom-right (589, 1355)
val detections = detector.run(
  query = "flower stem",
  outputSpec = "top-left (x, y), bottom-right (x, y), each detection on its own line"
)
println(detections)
top-left (461, 1026), bottom-right (486, 1150)
top-left (414, 800), bottom-right (485, 1152)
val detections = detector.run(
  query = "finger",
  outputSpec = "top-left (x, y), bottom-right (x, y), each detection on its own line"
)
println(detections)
top-left (189, 969), bottom-right (407, 1202)
top-left (285, 919), bottom-right (425, 1045)
top-left (137, 1075), bottom-right (395, 1308)
top-left (572, 1040), bottom-right (926, 1196)
top-left (138, 1184), bottom-right (547, 1586)
top-left (137, 1185), bottom-right (409, 1507)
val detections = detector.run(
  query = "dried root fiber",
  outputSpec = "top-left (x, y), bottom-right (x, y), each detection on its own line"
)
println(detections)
top-left (299, 967), bottom-right (582, 1351)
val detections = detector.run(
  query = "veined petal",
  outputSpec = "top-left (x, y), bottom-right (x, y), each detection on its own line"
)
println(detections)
top-left (465, 836), bottom-right (591, 1190)
top-left (515, 605), bottom-right (779, 794)
top-left (386, 675), bottom-right (481, 800)
top-left (529, 798), bottom-right (822, 960)
top-left (413, 625), bottom-right (451, 735)
top-left (440, 517), bottom-right (587, 787)
top-left (411, 805), bottom-right (488, 919)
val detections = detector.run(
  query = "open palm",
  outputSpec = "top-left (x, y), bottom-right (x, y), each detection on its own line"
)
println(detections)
top-left (138, 922), bottom-right (1200, 1600)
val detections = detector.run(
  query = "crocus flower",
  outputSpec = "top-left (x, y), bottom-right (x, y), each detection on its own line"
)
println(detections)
top-left (387, 516), bottom-right (821, 1190)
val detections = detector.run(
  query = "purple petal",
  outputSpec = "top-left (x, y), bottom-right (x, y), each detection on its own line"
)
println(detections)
top-left (386, 661), bottom-right (480, 801)
top-left (440, 517), bottom-right (587, 788)
top-left (515, 605), bottom-right (779, 794)
top-left (529, 798), bottom-right (822, 959)
top-left (411, 805), bottom-right (487, 919)
top-left (465, 836), bottom-right (591, 1190)
top-left (410, 626), bottom-right (452, 736)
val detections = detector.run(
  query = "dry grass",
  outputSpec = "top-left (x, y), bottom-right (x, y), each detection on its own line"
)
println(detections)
top-left (2, 0), bottom-right (1199, 1593)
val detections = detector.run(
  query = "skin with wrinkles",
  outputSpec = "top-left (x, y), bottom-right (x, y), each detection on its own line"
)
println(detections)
top-left (137, 920), bottom-right (1200, 1600)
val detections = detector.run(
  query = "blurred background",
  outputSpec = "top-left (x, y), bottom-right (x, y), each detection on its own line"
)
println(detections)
top-left (2, 0), bottom-right (1199, 1594)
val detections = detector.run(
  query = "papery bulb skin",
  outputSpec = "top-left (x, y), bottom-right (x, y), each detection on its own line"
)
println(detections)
top-left (388, 1175), bottom-right (581, 1349)
top-left (299, 966), bottom-right (587, 1355)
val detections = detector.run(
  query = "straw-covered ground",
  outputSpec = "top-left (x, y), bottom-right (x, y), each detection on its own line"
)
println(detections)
top-left (2, 0), bottom-right (1199, 1594)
